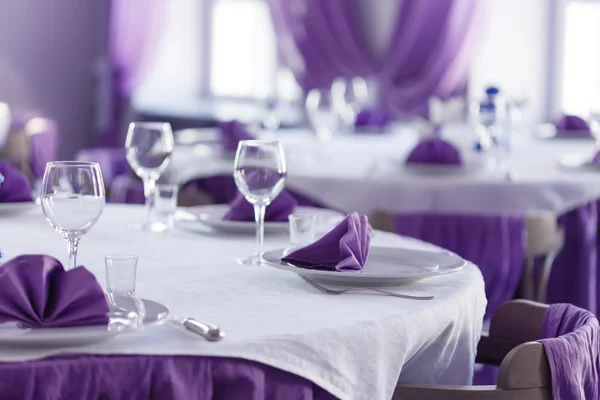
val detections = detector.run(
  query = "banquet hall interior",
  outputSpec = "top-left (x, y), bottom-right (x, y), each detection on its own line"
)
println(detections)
top-left (0, 0), bottom-right (599, 399)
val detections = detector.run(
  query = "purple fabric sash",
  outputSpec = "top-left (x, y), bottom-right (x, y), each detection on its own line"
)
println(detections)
top-left (392, 212), bottom-right (524, 317)
top-left (539, 303), bottom-right (600, 399)
top-left (0, 355), bottom-right (334, 399)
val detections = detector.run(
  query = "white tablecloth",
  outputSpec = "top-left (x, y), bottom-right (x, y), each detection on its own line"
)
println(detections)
top-left (167, 128), bottom-right (600, 216)
top-left (0, 205), bottom-right (486, 400)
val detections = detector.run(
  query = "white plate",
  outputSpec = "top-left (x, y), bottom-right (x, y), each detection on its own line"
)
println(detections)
top-left (175, 204), bottom-right (344, 234)
top-left (0, 202), bottom-right (38, 215)
top-left (0, 296), bottom-right (170, 348)
top-left (557, 152), bottom-right (600, 171)
top-left (263, 246), bottom-right (467, 286)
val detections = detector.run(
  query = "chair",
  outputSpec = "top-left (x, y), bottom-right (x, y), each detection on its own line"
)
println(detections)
top-left (370, 210), bottom-right (564, 307)
top-left (393, 300), bottom-right (599, 399)
top-left (0, 110), bottom-right (58, 184)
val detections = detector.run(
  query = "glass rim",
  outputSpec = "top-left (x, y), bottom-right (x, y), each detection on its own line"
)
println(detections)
top-left (104, 254), bottom-right (139, 261)
top-left (288, 213), bottom-right (318, 220)
top-left (46, 161), bottom-right (100, 168)
top-left (238, 139), bottom-right (283, 147)
top-left (128, 121), bottom-right (172, 130)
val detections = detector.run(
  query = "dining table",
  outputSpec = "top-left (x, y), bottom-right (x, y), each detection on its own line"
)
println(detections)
top-left (0, 204), bottom-right (486, 400)
top-left (165, 125), bottom-right (600, 315)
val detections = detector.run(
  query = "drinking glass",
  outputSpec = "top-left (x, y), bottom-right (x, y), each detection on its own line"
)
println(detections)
top-left (233, 140), bottom-right (287, 265)
top-left (105, 254), bottom-right (144, 327)
top-left (150, 184), bottom-right (178, 232)
top-left (41, 161), bottom-right (105, 270)
top-left (331, 77), bottom-right (369, 129)
top-left (284, 214), bottom-right (317, 256)
top-left (125, 122), bottom-right (174, 231)
top-left (305, 89), bottom-right (339, 144)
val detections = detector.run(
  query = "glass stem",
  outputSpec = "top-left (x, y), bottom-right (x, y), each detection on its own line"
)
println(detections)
top-left (142, 177), bottom-right (156, 227)
top-left (67, 238), bottom-right (80, 270)
top-left (253, 204), bottom-right (266, 260)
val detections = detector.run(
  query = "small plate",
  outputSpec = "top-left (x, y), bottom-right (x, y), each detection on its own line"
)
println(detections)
top-left (263, 246), bottom-right (467, 286)
top-left (0, 296), bottom-right (170, 348)
top-left (0, 202), bottom-right (38, 216)
top-left (175, 204), bottom-right (343, 234)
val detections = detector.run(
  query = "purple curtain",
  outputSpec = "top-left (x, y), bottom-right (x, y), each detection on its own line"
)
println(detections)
top-left (267, 0), bottom-right (486, 118)
top-left (96, 0), bottom-right (166, 147)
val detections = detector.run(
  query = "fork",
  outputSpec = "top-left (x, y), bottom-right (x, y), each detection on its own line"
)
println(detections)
top-left (299, 275), bottom-right (434, 300)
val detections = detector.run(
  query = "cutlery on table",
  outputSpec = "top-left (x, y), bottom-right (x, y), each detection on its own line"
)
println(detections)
top-left (171, 316), bottom-right (225, 342)
top-left (299, 274), bottom-right (434, 300)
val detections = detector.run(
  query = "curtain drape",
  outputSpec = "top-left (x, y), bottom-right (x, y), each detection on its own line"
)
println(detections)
top-left (267, 0), bottom-right (487, 118)
top-left (95, 0), bottom-right (167, 147)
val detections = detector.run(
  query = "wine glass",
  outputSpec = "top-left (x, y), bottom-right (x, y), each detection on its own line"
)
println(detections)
top-left (331, 77), bottom-right (369, 130)
top-left (41, 161), bottom-right (105, 270)
top-left (305, 89), bottom-right (339, 144)
top-left (125, 122), bottom-right (174, 231)
top-left (233, 140), bottom-right (287, 265)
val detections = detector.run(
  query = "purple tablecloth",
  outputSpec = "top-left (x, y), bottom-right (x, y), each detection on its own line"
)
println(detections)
top-left (392, 212), bottom-right (524, 318)
top-left (0, 355), bottom-right (334, 400)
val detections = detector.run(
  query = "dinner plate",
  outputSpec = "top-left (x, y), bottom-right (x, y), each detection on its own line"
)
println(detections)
top-left (263, 246), bottom-right (467, 286)
top-left (175, 204), bottom-right (344, 234)
top-left (0, 202), bottom-right (39, 215)
top-left (557, 152), bottom-right (600, 171)
top-left (0, 296), bottom-right (170, 348)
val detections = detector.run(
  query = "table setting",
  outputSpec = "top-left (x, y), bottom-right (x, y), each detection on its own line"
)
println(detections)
top-left (0, 127), bottom-right (488, 399)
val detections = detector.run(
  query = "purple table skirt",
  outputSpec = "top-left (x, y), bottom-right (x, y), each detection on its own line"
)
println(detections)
top-left (0, 355), bottom-right (334, 400)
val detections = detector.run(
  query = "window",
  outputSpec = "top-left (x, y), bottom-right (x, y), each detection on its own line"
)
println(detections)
top-left (136, 0), bottom-right (300, 104)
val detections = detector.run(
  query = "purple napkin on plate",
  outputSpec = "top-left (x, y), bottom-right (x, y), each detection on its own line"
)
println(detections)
top-left (219, 121), bottom-right (254, 153)
top-left (223, 190), bottom-right (297, 222)
top-left (355, 108), bottom-right (389, 129)
top-left (282, 212), bottom-right (372, 271)
top-left (555, 115), bottom-right (591, 137)
top-left (0, 161), bottom-right (33, 203)
top-left (405, 138), bottom-right (462, 165)
top-left (0, 255), bottom-right (109, 328)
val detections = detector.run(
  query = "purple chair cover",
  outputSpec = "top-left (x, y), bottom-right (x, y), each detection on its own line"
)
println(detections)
top-left (0, 255), bottom-right (109, 328)
top-left (0, 161), bottom-right (33, 203)
top-left (405, 138), bottom-right (462, 165)
top-left (0, 355), bottom-right (334, 399)
top-left (392, 212), bottom-right (524, 317)
top-left (267, 0), bottom-right (486, 118)
top-left (555, 115), bottom-right (591, 137)
top-left (76, 148), bottom-right (130, 188)
top-left (354, 108), bottom-right (389, 129)
top-left (539, 303), bottom-right (600, 400)
top-left (223, 191), bottom-right (297, 222)
top-left (109, 174), bottom-right (144, 205)
top-left (219, 121), bottom-right (254, 153)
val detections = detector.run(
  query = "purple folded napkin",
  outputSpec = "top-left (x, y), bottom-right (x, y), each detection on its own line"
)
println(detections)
top-left (355, 108), bottom-right (389, 129)
top-left (223, 190), bottom-right (297, 222)
top-left (0, 161), bottom-right (33, 202)
top-left (219, 121), bottom-right (255, 153)
top-left (0, 255), bottom-right (109, 328)
top-left (282, 212), bottom-right (372, 271)
top-left (555, 115), bottom-right (591, 137)
top-left (405, 137), bottom-right (462, 165)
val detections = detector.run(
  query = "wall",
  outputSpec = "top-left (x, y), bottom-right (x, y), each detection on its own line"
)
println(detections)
top-left (468, 0), bottom-right (552, 124)
top-left (0, 0), bottom-right (109, 158)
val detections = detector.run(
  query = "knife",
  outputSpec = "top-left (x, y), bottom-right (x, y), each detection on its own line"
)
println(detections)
top-left (171, 315), bottom-right (225, 342)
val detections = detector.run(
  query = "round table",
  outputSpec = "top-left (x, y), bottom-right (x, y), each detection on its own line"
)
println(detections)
top-left (0, 204), bottom-right (486, 400)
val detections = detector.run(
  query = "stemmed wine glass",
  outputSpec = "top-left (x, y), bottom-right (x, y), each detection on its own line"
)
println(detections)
top-left (233, 140), bottom-right (287, 265)
top-left (41, 161), bottom-right (105, 270)
top-left (125, 122), bottom-right (174, 231)
top-left (305, 89), bottom-right (339, 144)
